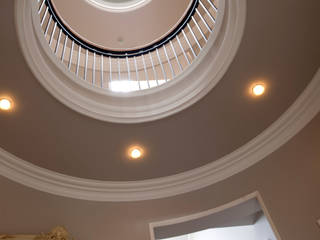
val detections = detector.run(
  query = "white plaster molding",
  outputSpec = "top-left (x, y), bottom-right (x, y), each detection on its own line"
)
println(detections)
top-left (86, 0), bottom-right (152, 13)
top-left (0, 67), bottom-right (319, 202)
top-left (14, 0), bottom-right (245, 124)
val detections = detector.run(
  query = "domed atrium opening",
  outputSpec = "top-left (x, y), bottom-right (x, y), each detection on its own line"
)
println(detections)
top-left (0, 0), bottom-right (320, 240)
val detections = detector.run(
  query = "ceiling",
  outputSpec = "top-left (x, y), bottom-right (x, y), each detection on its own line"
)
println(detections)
top-left (51, 0), bottom-right (192, 50)
top-left (0, 0), bottom-right (319, 183)
top-left (0, 113), bottom-right (319, 239)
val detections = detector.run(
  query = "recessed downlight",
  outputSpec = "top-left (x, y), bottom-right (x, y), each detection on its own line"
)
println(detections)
top-left (128, 146), bottom-right (144, 160)
top-left (0, 98), bottom-right (13, 111)
top-left (252, 84), bottom-right (265, 96)
top-left (131, 148), bottom-right (142, 159)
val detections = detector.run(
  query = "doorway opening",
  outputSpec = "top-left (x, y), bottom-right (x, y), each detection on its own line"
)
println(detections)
top-left (150, 192), bottom-right (280, 240)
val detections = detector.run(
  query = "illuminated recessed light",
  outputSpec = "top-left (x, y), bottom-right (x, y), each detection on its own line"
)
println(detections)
top-left (128, 146), bottom-right (144, 160)
top-left (131, 149), bottom-right (141, 159)
top-left (252, 84), bottom-right (265, 96)
top-left (0, 98), bottom-right (13, 111)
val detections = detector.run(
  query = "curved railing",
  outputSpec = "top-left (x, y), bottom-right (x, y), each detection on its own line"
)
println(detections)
top-left (37, 0), bottom-right (219, 92)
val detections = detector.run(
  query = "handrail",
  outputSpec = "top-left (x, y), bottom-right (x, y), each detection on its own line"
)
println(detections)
top-left (37, 0), bottom-right (219, 91)
top-left (45, 0), bottom-right (200, 58)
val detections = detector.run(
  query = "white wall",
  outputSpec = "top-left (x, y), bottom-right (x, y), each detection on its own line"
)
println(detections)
top-left (162, 226), bottom-right (255, 240)
top-left (253, 215), bottom-right (277, 240)
top-left (161, 215), bottom-right (278, 240)
top-left (191, 227), bottom-right (255, 240)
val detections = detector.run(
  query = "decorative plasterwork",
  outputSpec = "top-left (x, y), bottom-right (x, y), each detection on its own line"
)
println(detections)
top-left (15, 0), bottom-right (244, 123)
top-left (86, 0), bottom-right (152, 12)
top-left (35, 227), bottom-right (71, 240)
top-left (0, 227), bottom-right (72, 240)
top-left (0, 68), bottom-right (319, 201)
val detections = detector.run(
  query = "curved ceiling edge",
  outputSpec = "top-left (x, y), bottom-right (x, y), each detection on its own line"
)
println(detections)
top-left (0, 67), bottom-right (319, 201)
top-left (14, 0), bottom-right (244, 124)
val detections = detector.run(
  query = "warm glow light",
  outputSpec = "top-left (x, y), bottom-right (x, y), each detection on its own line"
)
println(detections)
top-left (131, 149), bottom-right (142, 159)
top-left (252, 84), bottom-right (265, 96)
top-left (0, 98), bottom-right (12, 111)
top-left (128, 146), bottom-right (144, 159)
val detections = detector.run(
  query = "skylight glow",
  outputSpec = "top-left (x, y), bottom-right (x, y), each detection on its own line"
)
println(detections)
top-left (109, 80), bottom-right (166, 92)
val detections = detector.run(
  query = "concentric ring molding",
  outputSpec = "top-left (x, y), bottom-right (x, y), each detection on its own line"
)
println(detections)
top-left (86, 0), bottom-right (152, 12)
top-left (15, 0), bottom-right (244, 124)
top-left (8, 0), bottom-right (320, 201)
top-left (1, 63), bottom-right (320, 201)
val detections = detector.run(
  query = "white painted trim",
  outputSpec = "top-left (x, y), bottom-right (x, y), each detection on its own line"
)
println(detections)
top-left (256, 193), bottom-right (283, 240)
top-left (149, 192), bottom-right (282, 240)
top-left (0, 68), bottom-right (319, 202)
top-left (14, 0), bottom-right (245, 124)
top-left (86, 0), bottom-right (151, 13)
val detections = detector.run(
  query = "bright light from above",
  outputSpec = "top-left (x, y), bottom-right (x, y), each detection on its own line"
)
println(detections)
top-left (128, 146), bottom-right (144, 160)
top-left (110, 80), bottom-right (140, 92)
top-left (252, 84), bottom-right (265, 96)
top-left (109, 80), bottom-right (166, 92)
top-left (0, 98), bottom-right (12, 111)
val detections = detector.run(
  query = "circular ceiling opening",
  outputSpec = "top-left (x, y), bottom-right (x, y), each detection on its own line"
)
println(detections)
top-left (51, 0), bottom-right (193, 51)
top-left (17, 0), bottom-right (246, 123)
top-left (41, 0), bottom-right (215, 92)
top-left (87, 0), bottom-right (151, 12)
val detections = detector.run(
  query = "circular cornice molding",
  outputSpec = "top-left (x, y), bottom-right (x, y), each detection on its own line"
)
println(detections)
top-left (8, 0), bottom-right (320, 202)
top-left (86, 0), bottom-right (151, 12)
top-left (1, 51), bottom-right (319, 201)
top-left (15, 0), bottom-right (243, 124)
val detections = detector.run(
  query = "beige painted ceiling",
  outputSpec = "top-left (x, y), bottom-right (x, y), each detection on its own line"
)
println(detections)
top-left (0, 113), bottom-right (319, 240)
top-left (51, 0), bottom-right (192, 50)
top-left (0, 0), bottom-right (319, 183)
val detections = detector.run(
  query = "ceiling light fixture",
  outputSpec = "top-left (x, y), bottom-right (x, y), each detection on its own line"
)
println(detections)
top-left (0, 98), bottom-right (13, 111)
top-left (128, 146), bottom-right (144, 160)
top-left (252, 84), bottom-right (265, 96)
